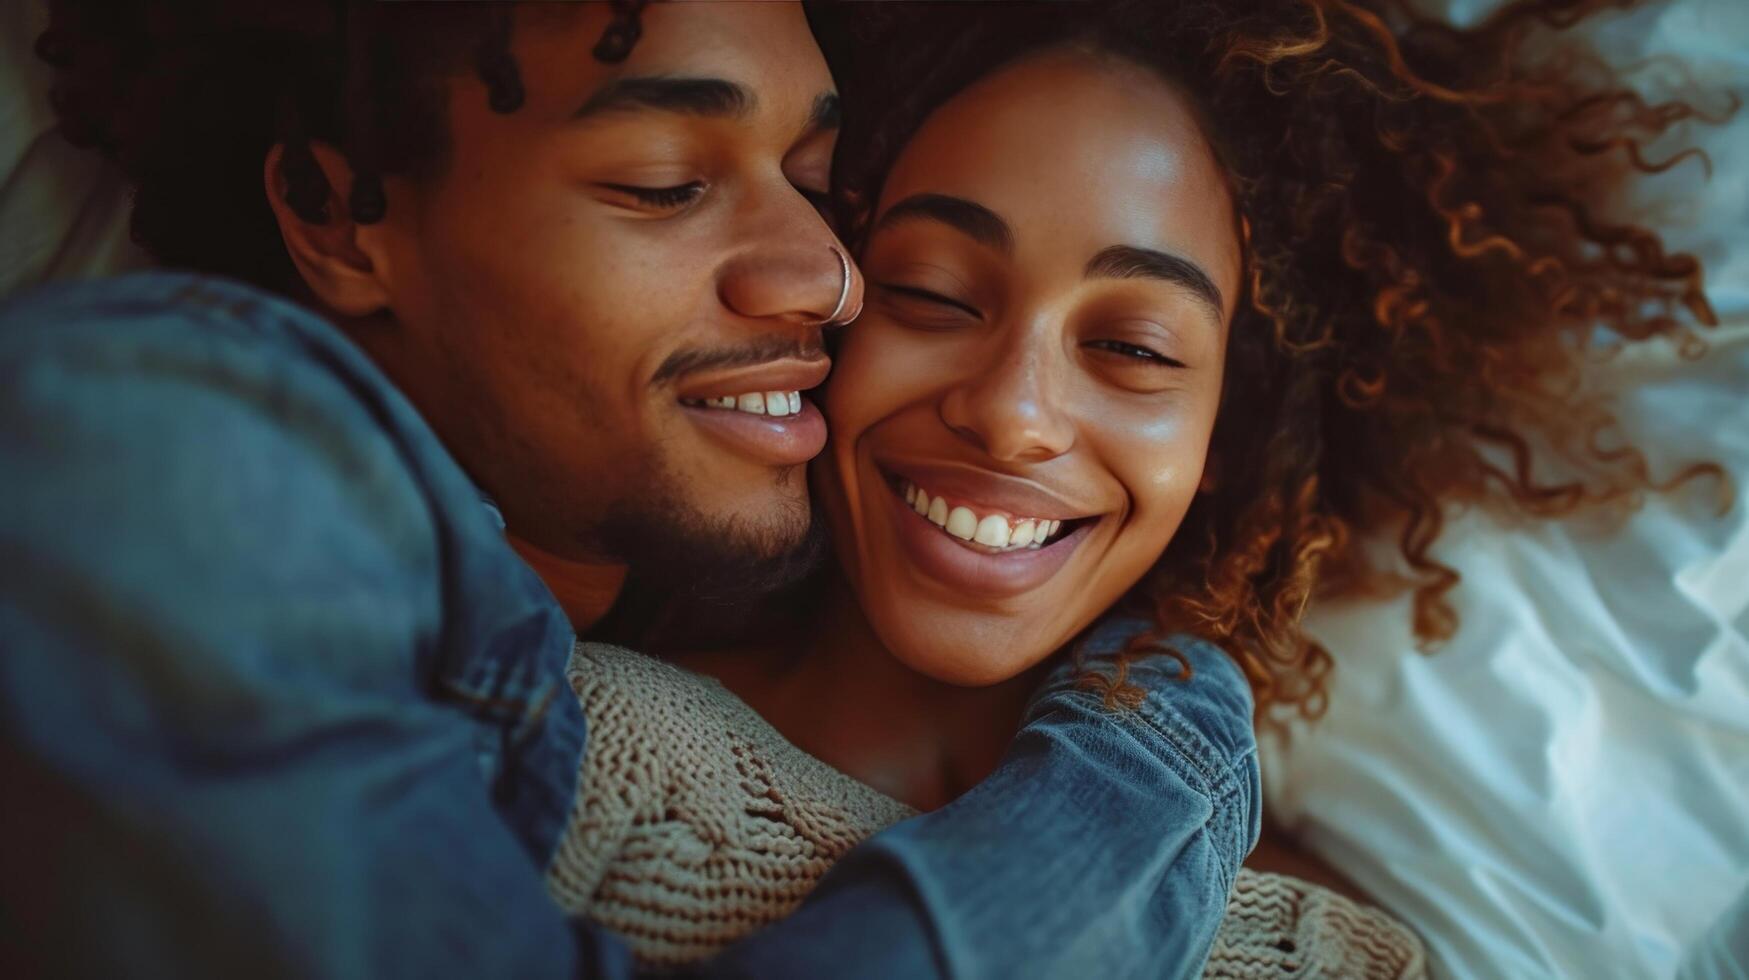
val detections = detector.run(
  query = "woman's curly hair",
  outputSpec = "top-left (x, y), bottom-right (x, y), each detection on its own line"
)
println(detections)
top-left (822, 0), bottom-right (1731, 718)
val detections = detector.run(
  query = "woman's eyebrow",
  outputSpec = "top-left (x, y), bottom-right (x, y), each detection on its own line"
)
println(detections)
top-left (789, 92), bottom-right (840, 146)
top-left (873, 193), bottom-right (1014, 254)
top-left (808, 92), bottom-right (841, 132)
top-left (572, 75), bottom-right (754, 120)
top-left (1084, 245), bottom-right (1225, 324)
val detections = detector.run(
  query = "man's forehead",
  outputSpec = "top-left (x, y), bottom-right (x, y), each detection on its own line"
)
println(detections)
top-left (519, 2), bottom-right (832, 121)
top-left (571, 75), bottom-right (839, 133)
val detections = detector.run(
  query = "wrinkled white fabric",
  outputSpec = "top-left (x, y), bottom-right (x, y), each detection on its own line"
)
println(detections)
top-left (1679, 887), bottom-right (1749, 980)
top-left (0, 1), bottom-right (148, 298)
top-left (1268, 3), bottom-right (1749, 977)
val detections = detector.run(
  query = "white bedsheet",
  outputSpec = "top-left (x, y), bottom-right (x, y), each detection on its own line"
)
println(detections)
top-left (1267, 3), bottom-right (1749, 977)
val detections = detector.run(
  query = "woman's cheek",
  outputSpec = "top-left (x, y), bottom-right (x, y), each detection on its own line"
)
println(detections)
top-left (1102, 401), bottom-right (1211, 551)
top-left (825, 318), bottom-right (946, 430)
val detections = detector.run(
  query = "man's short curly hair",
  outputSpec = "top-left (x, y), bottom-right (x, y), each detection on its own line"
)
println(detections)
top-left (821, 0), bottom-right (1731, 717)
top-left (36, 0), bottom-right (648, 293)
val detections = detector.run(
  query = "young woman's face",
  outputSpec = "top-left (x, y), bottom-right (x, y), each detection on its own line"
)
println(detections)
top-left (818, 49), bottom-right (1241, 685)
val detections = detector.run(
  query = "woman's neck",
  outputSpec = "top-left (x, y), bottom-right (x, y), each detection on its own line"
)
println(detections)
top-left (694, 577), bottom-right (1045, 812)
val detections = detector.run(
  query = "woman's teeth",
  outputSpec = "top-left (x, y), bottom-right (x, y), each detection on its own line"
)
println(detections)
top-left (681, 391), bottom-right (803, 417)
top-left (901, 480), bottom-right (1065, 553)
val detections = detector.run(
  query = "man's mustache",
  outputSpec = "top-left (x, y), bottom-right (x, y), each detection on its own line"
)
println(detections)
top-left (651, 336), bottom-right (830, 385)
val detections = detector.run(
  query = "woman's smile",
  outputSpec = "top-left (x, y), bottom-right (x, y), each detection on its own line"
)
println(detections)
top-left (873, 459), bottom-right (1099, 598)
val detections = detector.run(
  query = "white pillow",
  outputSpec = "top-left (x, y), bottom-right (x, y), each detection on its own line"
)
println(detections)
top-left (1266, 2), bottom-right (1749, 977)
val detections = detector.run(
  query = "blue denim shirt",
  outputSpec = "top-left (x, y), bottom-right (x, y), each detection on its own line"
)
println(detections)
top-left (0, 272), bottom-right (1259, 979)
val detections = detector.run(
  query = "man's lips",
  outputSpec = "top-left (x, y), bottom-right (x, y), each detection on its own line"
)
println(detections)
top-left (673, 356), bottom-right (832, 468)
top-left (673, 357), bottom-right (831, 401)
top-left (681, 398), bottom-right (826, 468)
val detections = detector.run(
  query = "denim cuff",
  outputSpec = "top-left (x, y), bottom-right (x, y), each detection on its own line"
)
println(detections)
top-left (1026, 616), bottom-right (1262, 875)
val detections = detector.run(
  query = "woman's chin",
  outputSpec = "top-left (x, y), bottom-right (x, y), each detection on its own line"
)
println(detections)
top-left (879, 626), bottom-right (1045, 688)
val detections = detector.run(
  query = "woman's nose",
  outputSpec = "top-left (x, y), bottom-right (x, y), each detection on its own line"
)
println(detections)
top-left (938, 330), bottom-right (1076, 463)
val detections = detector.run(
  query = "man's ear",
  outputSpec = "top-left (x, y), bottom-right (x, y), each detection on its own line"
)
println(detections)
top-left (262, 142), bottom-right (394, 317)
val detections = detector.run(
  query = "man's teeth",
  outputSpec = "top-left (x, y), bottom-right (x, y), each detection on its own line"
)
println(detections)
top-left (901, 480), bottom-right (1065, 552)
top-left (683, 391), bottom-right (803, 417)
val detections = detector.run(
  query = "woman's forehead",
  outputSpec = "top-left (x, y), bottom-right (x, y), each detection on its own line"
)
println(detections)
top-left (879, 50), bottom-right (1241, 307)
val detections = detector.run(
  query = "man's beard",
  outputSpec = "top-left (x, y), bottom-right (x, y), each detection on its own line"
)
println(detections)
top-left (584, 461), bottom-right (830, 650)
top-left (592, 332), bottom-right (832, 604)
top-left (592, 462), bottom-right (828, 605)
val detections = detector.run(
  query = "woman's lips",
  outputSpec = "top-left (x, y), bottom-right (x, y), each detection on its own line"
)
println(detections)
top-left (884, 478), bottom-right (1090, 599)
top-left (882, 459), bottom-right (1088, 521)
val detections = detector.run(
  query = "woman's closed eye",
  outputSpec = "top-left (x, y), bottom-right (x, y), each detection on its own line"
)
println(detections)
top-left (1085, 338), bottom-right (1186, 368)
top-left (874, 282), bottom-right (982, 320)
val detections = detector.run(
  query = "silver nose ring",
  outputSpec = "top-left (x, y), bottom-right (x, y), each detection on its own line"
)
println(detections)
top-left (822, 247), bottom-right (853, 325)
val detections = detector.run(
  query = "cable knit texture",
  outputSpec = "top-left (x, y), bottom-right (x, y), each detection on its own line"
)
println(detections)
top-left (547, 642), bottom-right (1427, 977)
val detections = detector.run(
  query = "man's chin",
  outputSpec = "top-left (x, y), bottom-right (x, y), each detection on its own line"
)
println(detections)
top-left (586, 504), bottom-right (828, 651)
top-left (598, 495), bottom-right (825, 602)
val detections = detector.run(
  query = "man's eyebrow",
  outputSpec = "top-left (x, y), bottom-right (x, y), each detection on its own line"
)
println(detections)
top-left (1084, 245), bottom-right (1225, 323)
top-left (572, 76), bottom-right (753, 121)
top-left (872, 193), bottom-right (1014, 254)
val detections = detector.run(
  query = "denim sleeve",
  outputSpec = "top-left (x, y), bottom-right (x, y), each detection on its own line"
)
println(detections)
top-left (0, 278), bottom-right (609, 980)
top-left (706, 619), bottom-right (1261, 979)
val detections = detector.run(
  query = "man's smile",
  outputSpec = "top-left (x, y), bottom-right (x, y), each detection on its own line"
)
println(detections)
top-left (673, 355), bottom-right (832, 467)
top-left (682, 391), bottom-right (805, 416)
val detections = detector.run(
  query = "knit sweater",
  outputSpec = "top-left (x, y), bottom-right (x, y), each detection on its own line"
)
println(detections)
top-left (547, 643), bottom-right (1428, 978)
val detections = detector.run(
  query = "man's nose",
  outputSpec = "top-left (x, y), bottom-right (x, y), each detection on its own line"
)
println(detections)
top-left (718, 243), bottom-right (863, 327)
top-left (938, 327), bottom-right (1076, 463)
top-left (716, 183), bottom-right (864, 327)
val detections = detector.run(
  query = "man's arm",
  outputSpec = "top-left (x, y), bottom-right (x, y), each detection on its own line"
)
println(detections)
top-left (712, 626), bottom-right (1260, 979)
top-left (0, 274), bottom-right (611, 980)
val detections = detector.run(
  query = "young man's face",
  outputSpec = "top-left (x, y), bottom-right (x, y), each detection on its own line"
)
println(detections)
top-left (351, 3), bottom-right (855, 589)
